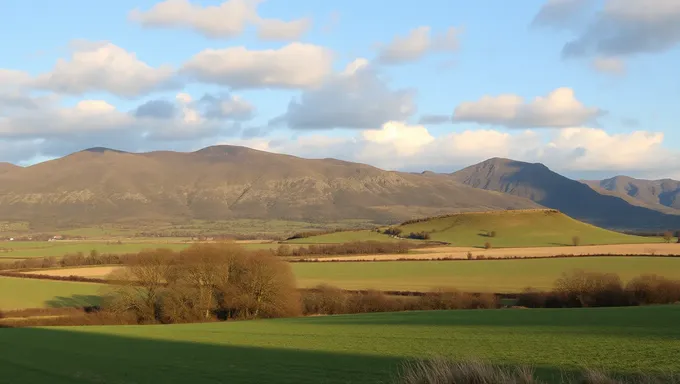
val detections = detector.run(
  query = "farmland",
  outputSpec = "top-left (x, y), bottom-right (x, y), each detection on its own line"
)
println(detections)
top-left (0, 276), bottom-right (103, 310)
top-left (288, 210), bottom-right (668, 247)
top-left (293, 257), bottom-right (680, 292)
top-left (1, 306), bottom-right (679, 383)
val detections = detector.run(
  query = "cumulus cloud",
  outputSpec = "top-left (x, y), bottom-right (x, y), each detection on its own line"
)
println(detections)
top-left (32, 41), bottom-right (175, 97)
top-left (453, 87), bottom-right (604, 128)
top-left (182, 43), bottom-right (333, 89)
top-left (531, 0), bottom-right (593, 30)
top-left (376, 26), bottom-right (461, 64)
top-left (0, 92), bottom-right (253, 163)
top-left (217, 123), bottom-right (679, 176)
top-left (271, 59), bottom-right (416, 129)
top-left (129, 0), bottom-right (311, 41)
top-left (534, 0), bottom-right (680, 58)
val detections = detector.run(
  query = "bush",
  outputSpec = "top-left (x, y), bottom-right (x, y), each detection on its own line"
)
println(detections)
top-left (572, 236), bottom-right (581, 246)
top-left (484, 242), bottom-right (492, 250)
top-left (663, 231), bottom-right (674, 243)
top-left (554, 269), bottom-right (627, 307)
top-left (383, 227), bottom-right (403, 236)
top-left (489, 230), bottom-right (497, 238)
top-left (407, 231), bottom-right (431, 240)
top-left (625, 274), bottom-right (680, 305)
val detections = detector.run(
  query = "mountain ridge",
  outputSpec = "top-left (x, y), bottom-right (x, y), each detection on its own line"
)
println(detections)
top-left (450, 158), bottom-right (680, 230)
top-left (0, 146), bottom-right (541, 229)
top-left (582, 176), bottom-right (680, 212)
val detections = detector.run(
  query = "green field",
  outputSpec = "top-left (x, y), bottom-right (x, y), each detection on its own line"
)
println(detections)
top-left (1, 306), bottom-right (678, 383)
top-left (289, 210), bottom-right (666, 248)
top-left (398, 210), bottom-right (662, 247)
top-left (0, 277), bottom-right (103, 310)
top-left (293, 257), bottom-right (680, 292)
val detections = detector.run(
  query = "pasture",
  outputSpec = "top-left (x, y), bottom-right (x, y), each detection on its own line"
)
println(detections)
top-left (293, 256), bottom-right (680, 292)
top-left (1, 306), bottom-right (679, 383)
top-left (398, 210), bottom-right (662, 247)
top-left (0, 277), bottom-right (103, 310)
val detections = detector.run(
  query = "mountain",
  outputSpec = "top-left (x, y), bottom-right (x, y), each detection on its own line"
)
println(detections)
top-left (0, 146), bottom-right (540, 228)
top-left (450, 158), bottom-right (680, 231)
top-left (582, 176), bottom-right (680, 213)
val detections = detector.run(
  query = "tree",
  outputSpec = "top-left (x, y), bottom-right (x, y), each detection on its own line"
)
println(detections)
top-left (484, 242), bottom-right (492, 250)
top-left (663, 231), bottom-right (673, 243)
top-left (572, 236), bottom-right (581, 246)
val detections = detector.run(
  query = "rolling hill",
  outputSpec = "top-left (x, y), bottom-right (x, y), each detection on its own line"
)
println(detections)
top-left (0, 162), bottom-right (18, 175)
top-left (290, 209), bottom-right (658, 247)
top-left (0, 147), bottom-right (539, 228)
top-left (582, 176), bottom-right (680, 213)
top-left (450, 158), bottom-right (680, 231)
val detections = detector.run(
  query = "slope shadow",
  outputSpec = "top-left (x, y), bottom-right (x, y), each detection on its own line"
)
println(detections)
top-left (0, 326), bottom-right (604, 384)
top-left (45, 294), bottom-right (102, 308)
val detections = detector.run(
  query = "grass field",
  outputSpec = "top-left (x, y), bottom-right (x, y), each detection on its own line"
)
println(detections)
top-left (0, 306), bottom-right (678, 383)
top-left (293, 256), bottom-right (680, 292)
top-left (0, 277), bottom-right (103, 310)
top-left (0, 240), bottom-right (286, 259)
top-left (398, 210), bottom-right (664, 247)
top-left (288, 210), bottom-right (668, 248)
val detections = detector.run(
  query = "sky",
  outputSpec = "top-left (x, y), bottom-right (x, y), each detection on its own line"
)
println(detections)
top-left (0, 0), bottom-right (679, 179)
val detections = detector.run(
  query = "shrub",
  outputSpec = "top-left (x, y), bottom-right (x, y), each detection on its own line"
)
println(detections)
top-left (383, 227), bottom-right (403, 236)
top-left (484, 242), bottom-right (492, 250)
top-left (466, 252), bottom-right (473, 260)
top-left (625, 274), bottom-right (680, 305)
top-left (489, 230), bottom-right (497, 238)
top-left (663, 231), bottom-right (673, 243)
top-left (572, 236), bottom-right (581, 246)
top-left (554, 269), bottom-right (627, 307)
top-left (407, 231), bottom-right (431, 240)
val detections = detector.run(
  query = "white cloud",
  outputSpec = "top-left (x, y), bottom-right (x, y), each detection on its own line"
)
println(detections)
top-left (182, 43), bottom-right (333, 89)
top-left (272, 59), bottom-right (416, 129)
top-left (453, 87), bottom-right (604, 128)
top-left (129, 0), bottom-right (310, 41)
top-left (32, 41), bottom-right (175, 97)
top-left (591, 57), bottom-right (626, 75)
top-left (376, 26), bottom-right (461, 64)
top-left (0, 69), bottom-right (32, 90)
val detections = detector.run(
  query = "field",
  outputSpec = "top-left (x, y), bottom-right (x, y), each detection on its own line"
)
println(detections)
top-left (0, 277), bottom-right (103, 310)
top-left (17, 256), bottom-right (680, 295)
top-left (290, 210), bottom-right (669, 248)
top-left (1, 306), bottom-right (679, 383)
top-left (293, 257), bottom-right (680, 292)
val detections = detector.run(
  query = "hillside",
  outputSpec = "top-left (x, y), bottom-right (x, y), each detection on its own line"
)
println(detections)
top-left (0, 147), bottom-right (539, 228)
top-left (450, 158), bottom-right (680, 230)
top-left (583, 176), bottom-right (680, 212)
top-left (397, 209), bottom-right (655, 247)
top-left (0, 162), bottom-right (19, 175)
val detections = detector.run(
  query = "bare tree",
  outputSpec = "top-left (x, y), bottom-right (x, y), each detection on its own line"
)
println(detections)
top-left (663, 231), bottom-right (673, 243)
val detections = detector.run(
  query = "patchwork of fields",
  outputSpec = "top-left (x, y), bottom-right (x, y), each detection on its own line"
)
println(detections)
top-left (1, 306), bottom-right (679, 383)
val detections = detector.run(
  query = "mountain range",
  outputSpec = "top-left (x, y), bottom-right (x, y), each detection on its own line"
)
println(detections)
top-left (581, 176), bottom-right (680, 214)
top-left (1, 146), bottom-right (679, 231)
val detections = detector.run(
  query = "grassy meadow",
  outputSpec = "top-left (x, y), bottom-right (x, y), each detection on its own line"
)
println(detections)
top-left (286, 210), bottom-right (665, 248)
top-left (1, 306), bottom-right (679, 383)
top-left (293, 256), bottom-right (680, 292)
top-left (0, 277), bottom-right (103, 310)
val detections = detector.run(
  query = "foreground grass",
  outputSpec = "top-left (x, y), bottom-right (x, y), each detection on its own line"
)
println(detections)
top-left (0, 277), bottom-right (103, 310)
top-left (293, 257), bottom-right (680, 292)
top-left (1, 306), bottom-right (678, 383)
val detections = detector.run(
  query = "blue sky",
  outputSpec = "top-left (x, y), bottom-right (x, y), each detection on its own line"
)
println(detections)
top-left (0, 0), bottom-right (679, 179)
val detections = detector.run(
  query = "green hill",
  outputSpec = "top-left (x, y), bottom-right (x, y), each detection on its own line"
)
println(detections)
top-left (397, 209), bottom-right (659, 247)
top-left (289, 209), bottom-right (660, 247)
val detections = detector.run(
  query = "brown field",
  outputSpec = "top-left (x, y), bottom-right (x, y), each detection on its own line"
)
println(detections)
top-left (312, 243), bottom-right (680, 261)
top-left (23, 266), bottom-right (120, 279)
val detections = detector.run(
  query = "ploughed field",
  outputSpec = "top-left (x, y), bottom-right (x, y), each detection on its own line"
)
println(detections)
top-left (0, 306), bottom-right (678, 383)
